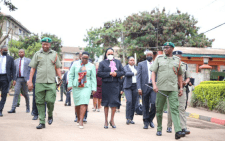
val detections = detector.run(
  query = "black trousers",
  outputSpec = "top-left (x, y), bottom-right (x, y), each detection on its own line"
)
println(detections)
top-left (142, 86), bottom-right (156, 124)
top-left (65, 91), bottom-right (71, 105)
top-left (0, 74), bottom-right (9, 111)
top-left (124, 83), bottom-right (138, 120)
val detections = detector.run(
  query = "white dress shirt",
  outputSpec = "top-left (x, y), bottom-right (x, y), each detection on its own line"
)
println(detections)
top-left (0, 55), bottom-right (7, 74)
top-left (147, 60), bottom-right (153, 83)
top-left (18, 57), bottom-right (24, 77)
top-left (128, 65), bottom-right (137, 83)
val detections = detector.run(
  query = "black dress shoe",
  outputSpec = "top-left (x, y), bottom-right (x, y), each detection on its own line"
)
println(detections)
top-left (156, 131), bottom-right (162, 136)
top-left (130, 120), bottom-right (135, 124)
top-left (26, 109), bottom-right (30, 113)
top-left (150, 122), bottom-right (155, 128)
top-left (83, 118), bottom-right (87, 122)
top-left (74, 117), bottom-right (78, 122)
top-left (167, 127), bottom-right (172, 133)
top-left (31, 112), bottom-right (34, 116)
top-left (58, 100), bottom-right (63, 102)
top-left (143, 123), bottom-right (148, 129)
top-left (32, 116), bottom-right (38, 120)
top-left (175, 131), bottom-right (185, 139)
top-left (126, 119), bottom-right (131, 125)
top-left (0, 111), bottom-right (3, 117)
top-left (109, 121), bottom-right (116, 128)
top-left (16, 104), bottom-right (20, 107)
top-left (8, 109), bottom-right (16, 113)
top-left (36, 123), bottom-right (45, 129)
top-left (48, 117), bottom-right (53, 125)
top-left (68, 104), bottom-right (71, 106)
top-left (182, 129), bottom-right (190, 134)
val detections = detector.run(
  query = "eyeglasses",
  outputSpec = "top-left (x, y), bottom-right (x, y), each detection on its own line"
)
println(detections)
top-left (163, 47), bottom-right (171, 50)
top-left (108, 54), bottom-right (114, 55)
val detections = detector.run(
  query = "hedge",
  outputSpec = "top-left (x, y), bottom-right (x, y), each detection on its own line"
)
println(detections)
top-left (200, 81), bottom-right (225, 84)
top-left (193, 84), bottom-right (225, 110)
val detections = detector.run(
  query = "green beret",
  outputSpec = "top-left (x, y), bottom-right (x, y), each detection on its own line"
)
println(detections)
top-left (41, 37), bottom-right (52, 43)
top-left (163, 42), bottom-right (175, 48)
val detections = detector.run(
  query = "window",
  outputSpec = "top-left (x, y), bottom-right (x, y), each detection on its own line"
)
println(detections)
top-left (64, 62), bottom-right (71, 67)
top-left (64, 53), bottom-right (74, 59)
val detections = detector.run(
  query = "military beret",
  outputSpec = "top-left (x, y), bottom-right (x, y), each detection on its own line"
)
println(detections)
top-left (82, 51), bottom-right (89, 56)
top-left (163, 42), bottom-right (175, 48)
top-left (173, 50), bottom-right (183, 55)
top-left (41, 37), bottom-right (52, 43)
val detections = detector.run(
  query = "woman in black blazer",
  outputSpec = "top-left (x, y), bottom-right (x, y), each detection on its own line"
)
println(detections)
top-left (123, 56), bottom-right (138, 125)
top-left (97, 48), bottom-right (125, 129)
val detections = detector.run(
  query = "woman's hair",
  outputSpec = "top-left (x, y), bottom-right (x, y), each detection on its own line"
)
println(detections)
top-left (104, 48), bottom-right (114, 60)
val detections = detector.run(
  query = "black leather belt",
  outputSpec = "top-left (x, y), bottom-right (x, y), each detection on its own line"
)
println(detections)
top-left (18, 77), bottom-right (24, 78)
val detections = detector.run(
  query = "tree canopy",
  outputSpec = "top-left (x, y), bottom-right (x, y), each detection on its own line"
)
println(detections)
top-left (84, 8), bottom-right (214, 63)
top-left (9, 33), bottom-right (62, 59)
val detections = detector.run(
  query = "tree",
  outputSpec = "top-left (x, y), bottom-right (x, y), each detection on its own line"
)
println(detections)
top-left (0, 0), bottom-right (17, 11)
top-left (84, 8), bottom-right (215, 63)
top-left (41, 33), bottom-right (62, 56)
top-left (8, 33), bottom-right (62, 59)
top-left (83, 27), bottom-right (103, 60)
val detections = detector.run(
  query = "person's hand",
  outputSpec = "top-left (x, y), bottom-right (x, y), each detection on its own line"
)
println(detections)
top-left (92, 91), bottom-right (96, 95)
top-left (153, 85), bottom-right (158, 93)
top-left (110, 72), bottom-right (113, 75)
top-left (13, 81), bottom-right (16, 86)
top-left (178, 89), bottom-right (183, 96)
top-left (138, 89), bottom-right (142, 95)
top-left (112, 72), bottom-right (117, 77)
top-left (183, 81), bottom-right (187, 87)
top-left (68, 87), bottom-right (72, 91)
top-left (120, 91), bottom-right (123, 94)
top-left (27, 80), bottom-right (33, 91)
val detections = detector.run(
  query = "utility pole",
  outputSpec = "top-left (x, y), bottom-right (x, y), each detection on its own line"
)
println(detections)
top-left (121, 31), bottom-right (125, 66)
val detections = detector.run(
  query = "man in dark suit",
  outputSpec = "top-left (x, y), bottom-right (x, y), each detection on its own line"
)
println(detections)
top-left (8, 49), bottom-right (31, 113)
top-left (63, 70), bottom-right (71, 106)
top-left (0, 45), bottom-right (15, 117)
top-left (137, 51), bottom-right (156, 129)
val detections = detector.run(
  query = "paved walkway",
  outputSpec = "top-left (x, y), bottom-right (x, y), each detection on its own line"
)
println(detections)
top-left (0, 93), bottom-right (225, 141)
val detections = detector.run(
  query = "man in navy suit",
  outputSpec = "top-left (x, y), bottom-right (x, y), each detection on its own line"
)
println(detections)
top-left (0, 45), bottom-right (15, 117)
top-left (137, 51), bottom-right (156, 129)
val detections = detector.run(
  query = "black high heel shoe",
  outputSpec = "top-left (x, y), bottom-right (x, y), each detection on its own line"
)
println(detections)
top-left (109, 121), bottom-right (116, 128)
top-left (104, 123), bottom-right (108, 129)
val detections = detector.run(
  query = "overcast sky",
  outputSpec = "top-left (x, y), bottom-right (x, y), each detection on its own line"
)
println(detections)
top-left (1, 0), bottom-right (225, 49)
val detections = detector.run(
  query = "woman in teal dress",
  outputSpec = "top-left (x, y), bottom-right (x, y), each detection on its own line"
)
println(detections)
top-left (68, 52), bottom-right (97, 129)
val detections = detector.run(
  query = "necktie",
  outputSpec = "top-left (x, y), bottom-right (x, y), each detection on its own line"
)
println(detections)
top-left (19, 58), bottom-right (21, 77)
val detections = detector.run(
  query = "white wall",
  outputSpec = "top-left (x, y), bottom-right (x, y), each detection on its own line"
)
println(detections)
top-left (189, 72), bottom-right (204, 86)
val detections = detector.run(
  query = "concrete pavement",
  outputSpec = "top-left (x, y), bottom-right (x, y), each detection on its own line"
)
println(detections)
top-left (0, 93), bottom-right (225, 141)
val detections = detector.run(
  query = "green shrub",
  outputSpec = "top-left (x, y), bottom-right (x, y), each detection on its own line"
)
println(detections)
top-left (193, 84), bottom-right (225, 110)
top-left (200, 81), bottom-right (225, 84)
top-left (215, 100), bottom-right (225, 114)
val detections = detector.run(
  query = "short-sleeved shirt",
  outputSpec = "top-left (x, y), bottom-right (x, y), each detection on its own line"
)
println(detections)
top-left (29, 49), bottom-right (62, 83)
top-left (151, 54), bottom-right (183, 91)
top-left (181, 62), bottom-right (190, 81)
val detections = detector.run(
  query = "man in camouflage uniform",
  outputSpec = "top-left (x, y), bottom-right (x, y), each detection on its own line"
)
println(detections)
top-left (27, 37), bottom-right (62, 129)
top-left (151, 42), bottom-right (185, 139)
top-left (166, 50), bottom-right (190, 135)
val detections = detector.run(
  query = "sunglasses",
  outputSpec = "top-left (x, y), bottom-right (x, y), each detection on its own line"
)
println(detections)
top-left (108, 54), bottom-right (114, 55)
